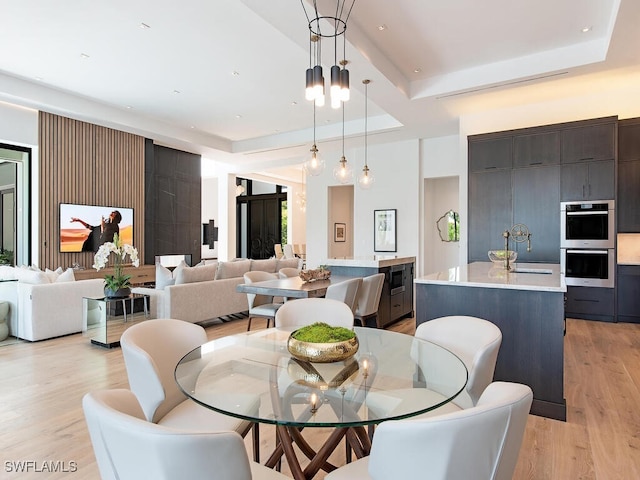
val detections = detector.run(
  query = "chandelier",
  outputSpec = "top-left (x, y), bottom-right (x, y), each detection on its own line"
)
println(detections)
top-left (301, 0), bottom-right (356, 109)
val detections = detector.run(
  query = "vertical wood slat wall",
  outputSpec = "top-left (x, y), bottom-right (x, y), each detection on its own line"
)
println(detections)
top-left (38, 112), bottom-right (145, 269)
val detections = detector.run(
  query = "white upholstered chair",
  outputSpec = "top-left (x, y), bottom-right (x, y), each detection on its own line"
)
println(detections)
top-left (283, 244), bottom-right (295, 259)
top-left (83, 389), bottom-right (288, 480)
top-left (325, 382), bottom-right (533, 480)
top-left (416, 315), bottom-right (502, 408)
top-left (278, 267), bottom-right (300, 278)
top-left (119, 319), bottom-right (260, 460)
top-left (243, 271), bottom-right (283, 331)
top-left (325, 277), bottom-right (362, 314)
top-left (275, 298), bottom-right (354, 328)
top-left (353, 273), bottom-right (385, 327)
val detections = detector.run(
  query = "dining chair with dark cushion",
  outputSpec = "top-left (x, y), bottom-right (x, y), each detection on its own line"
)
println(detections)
top-left (243, 271), bottom-right (283, 331)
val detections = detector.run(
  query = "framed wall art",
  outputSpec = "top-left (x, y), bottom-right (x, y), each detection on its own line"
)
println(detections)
top-left (374, 209), bottom-right (397, 252)
top-left (334, 223), bottom-right (346, 242)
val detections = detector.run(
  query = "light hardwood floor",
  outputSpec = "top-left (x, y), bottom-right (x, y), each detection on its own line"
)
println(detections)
top-left (0, 316), bottom-right (639, 479)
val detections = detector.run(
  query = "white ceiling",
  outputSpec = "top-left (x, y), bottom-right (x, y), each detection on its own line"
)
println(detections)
top-left (1, 0), bottom-right (638, 179)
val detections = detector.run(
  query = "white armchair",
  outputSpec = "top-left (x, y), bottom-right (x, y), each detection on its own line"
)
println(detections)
top-left (83, 389), bottom-right (288, 480)
top-left (325, 382), bottom-right (533, 480)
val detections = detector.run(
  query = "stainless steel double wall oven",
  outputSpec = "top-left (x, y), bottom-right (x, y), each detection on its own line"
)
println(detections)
top-left (560, 200), bottom-right (615, 288)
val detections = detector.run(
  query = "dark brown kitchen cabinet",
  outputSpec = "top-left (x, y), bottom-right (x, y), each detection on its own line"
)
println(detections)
top-left (468, 136), bottom-right (512, 172)
top-left (618, 118), bottom-right (640, 232)
top-left (513, 131), bottom-right (560, 167)
top-left (617, 265), bottom-right (640, 323)
top-left (560, 159), bottom-right (615, 201)
top-left (561, 121), bottom-right (616, 164)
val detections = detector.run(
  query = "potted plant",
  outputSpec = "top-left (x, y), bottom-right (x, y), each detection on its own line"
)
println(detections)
top-left (93, 233), bottom-right (139, 297)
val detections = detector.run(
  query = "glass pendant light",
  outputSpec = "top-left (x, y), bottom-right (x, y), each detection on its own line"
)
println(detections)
top-left (305, 102), bottom-right (324, 176)
top-left (333, 101), bottom-right (353, 183)
top-left (358, 79), bottom-right (374, 189)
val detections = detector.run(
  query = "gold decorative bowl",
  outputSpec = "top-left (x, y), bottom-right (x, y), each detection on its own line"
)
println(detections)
top-left (287, 357), bottom-right (360, 388)
top-left (287, 332), bottom-right (359, 363)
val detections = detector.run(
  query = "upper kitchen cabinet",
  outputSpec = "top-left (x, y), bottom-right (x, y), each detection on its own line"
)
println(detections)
top-left (561, 119), bottom-right (616, 164)
top-left (513, 131), bottom-right (560, 167)
top-left (618, 118), bottom-right (640, 232)
top-left (561, 160), bottom-right (615, 201)
top-left (468, 136), bottom-right (512, 172)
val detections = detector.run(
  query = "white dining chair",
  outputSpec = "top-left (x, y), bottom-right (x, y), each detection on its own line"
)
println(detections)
top-left (274, 244), bottom-right (284, 259)
top-left (283, 244), bottom-right (295, 259)
top-left (325, 277), bottom-right (362, 314)
top-left (353, 273), bottom-right (385, 327)
top-left (243, 271), bottom-right (283, 331)
top-left (278, 267), bottom-right (301, 278)
top-left (119, 319), bottom-right (260, 461)
top-left (83, 389), bottom-right (288, 480)
top-left (325, 381), bottom-right (533, 480)
top-left (275, 298), bottom-right (354, 328)
top-left (415, 315), bottom-right (502, 408)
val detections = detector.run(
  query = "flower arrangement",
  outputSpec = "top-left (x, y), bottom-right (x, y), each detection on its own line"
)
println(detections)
top-left (93, 233), bottom-right (139, 297)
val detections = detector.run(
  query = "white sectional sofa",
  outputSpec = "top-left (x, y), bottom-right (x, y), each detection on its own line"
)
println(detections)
top-left (133, 257), bottom-right (302, 324)
top-left (0, 265), bottom-right (105, 341)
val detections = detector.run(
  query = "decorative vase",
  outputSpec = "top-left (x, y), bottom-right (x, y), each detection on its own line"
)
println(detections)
top-left (287, 332), bottom-right (359, 363)
top-left (104, 286), bottom-right (131, 298)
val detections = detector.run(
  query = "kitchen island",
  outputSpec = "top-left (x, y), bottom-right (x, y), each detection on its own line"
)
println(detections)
top-left (324, 256), bottom-right (415, 328)
top-left (415, 262), bottom-right (566, 420)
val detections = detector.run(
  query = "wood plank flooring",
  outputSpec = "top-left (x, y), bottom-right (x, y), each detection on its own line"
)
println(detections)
top-left (0, 316), bottom-right (639, 479)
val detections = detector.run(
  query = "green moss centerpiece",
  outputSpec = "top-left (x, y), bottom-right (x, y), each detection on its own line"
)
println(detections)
top-left (287, 322), bottom-right (359, 363)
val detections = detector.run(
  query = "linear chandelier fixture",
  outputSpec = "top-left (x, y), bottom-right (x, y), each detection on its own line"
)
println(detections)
top-left (358, 79), bottom-right (374, 189)
top-left (301, 0), bottom-right (356, 109)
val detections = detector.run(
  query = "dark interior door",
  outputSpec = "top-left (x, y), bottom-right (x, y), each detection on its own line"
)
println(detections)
top-left (249, 198), bottom-right (280, 259)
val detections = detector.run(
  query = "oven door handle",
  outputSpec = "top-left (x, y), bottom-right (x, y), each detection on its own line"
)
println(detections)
top-left (566, 211), bottom-right (608, 216)
top-left (565, 249), bottom-right (609, 254)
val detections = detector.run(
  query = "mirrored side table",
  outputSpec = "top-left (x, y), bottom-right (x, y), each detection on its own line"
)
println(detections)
top-left (82, 293), bottom-right (150, 348)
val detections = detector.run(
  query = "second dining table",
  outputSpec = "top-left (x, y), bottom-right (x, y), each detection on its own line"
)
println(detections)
top-left (175, 326), bottom-right (468, 479)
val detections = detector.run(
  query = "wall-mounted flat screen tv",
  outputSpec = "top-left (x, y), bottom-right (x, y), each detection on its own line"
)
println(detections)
top-left (59, 203), bottom-right (134, 253)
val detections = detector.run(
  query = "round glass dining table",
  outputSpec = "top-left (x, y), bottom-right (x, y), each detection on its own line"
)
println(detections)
top-left (175, 327), bottom-right (467, 480)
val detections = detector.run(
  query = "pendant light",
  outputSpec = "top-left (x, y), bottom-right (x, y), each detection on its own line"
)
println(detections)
top-left (304, 102), bottom-right (324, 176)
top-left (358, 79), bottom-right (374, 189)
top-left (333, 101), bottom-right (353, 183)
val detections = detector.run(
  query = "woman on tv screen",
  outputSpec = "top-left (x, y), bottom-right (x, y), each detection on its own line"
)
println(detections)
top-left (70, 210), bottom-right (122, 252)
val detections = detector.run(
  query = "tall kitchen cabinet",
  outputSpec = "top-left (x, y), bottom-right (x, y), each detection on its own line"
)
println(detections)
top-left (469, 117), bottom-right (617, 264)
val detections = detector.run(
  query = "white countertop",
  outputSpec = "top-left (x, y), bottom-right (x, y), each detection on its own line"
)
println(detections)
top-left (415, 262), bottom-right (566, 292)
top-left (324, 256), bottom-right (416, 268)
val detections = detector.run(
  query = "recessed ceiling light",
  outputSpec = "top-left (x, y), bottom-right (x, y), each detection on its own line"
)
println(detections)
top-left (291, 101), bottom-right (298, 106)
top-left (125, 105), bottom-right (132, 109)
top-left (139, 22), bottom-right (151, 29)
top-left (235, 114), bottom-right (242, 119)
top-left (173, 89), bottom-right (181, 94)
top-left (582, 26), bottom-right (592, 33)
top-left (190, 125), bottom-right (195, 129)
top-left (414, 68), bottom-right (422, 73)
top-left (377, 24), bottom-right (387, 31)
top-left (80, 53), bottom-right (90, 59)
top-left (35, 76), bottom-right (43, 81)
top-left (232, 71), bottom-right (240, 77)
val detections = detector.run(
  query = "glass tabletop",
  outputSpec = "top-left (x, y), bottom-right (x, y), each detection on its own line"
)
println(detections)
top-left (175, 327), bottom-right (468, 428)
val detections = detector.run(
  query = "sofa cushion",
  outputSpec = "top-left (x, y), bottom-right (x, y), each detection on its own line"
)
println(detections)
top-left (175, 263), bottom-right (218, 285)
top-left (0, 265), bottom-right (17, 281)
top-left (156, 264), bottom-right (175, 290)
top-left (45, 267), bottom-right (63, 282)
top-left (215, 259), bottom-right (251, 280)
top-left (56, 268), bottom-right (76, 283)
top-left (15, 268), bottom-right (50, 284)
top-left (250, 258), bottom-right (277, 273)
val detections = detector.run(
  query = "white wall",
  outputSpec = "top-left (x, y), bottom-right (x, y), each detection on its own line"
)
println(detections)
top-left (306, 139), bottom-right (420, 269)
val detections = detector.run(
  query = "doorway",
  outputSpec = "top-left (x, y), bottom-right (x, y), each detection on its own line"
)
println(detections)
top-left (0, 162), bottom-right (17, 265)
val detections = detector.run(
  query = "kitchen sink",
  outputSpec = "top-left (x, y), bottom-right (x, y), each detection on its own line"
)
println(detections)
top-left (511, 268), bottom-right (553, 274)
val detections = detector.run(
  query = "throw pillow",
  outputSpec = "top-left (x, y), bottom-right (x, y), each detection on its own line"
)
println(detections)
top-left (175, 263), bottom-right (217, 285)
top-left (15, 268), bottom-right (50, 284)
top-left (250, 258), bottom-right (277, 273)
top-left (0, 265), bottom-right (16, 281)
top-left (56, 268), bottom-right (76, 283)
top-left (155, 264), bottom-right (175, 290)
top-left (45, 267), bottom-right (64, 283)
top-left (215, 259), bottom-right (251, 280)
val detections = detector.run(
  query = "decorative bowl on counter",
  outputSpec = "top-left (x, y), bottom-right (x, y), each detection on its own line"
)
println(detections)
top-left (287, 322), bottom-right (358, 363)
top-left (488, 250), bottom-right (517, 268)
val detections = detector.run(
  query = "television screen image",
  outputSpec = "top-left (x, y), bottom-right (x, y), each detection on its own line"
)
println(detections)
top-left (59, 203), bottom-right (134, 253)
